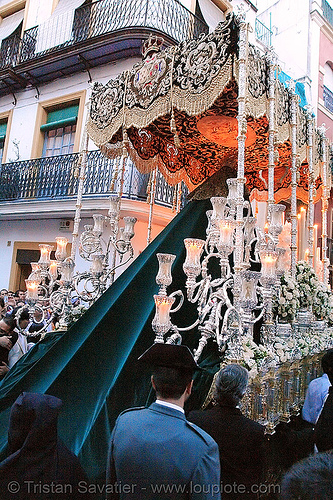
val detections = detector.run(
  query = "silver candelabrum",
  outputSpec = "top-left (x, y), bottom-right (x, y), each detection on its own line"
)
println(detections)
top-left (75, 195), bottom-right (137, 302)
top-left (23, 195), bottom-right (137, 335)
top-left (151, 179), bottom-right (286, 361)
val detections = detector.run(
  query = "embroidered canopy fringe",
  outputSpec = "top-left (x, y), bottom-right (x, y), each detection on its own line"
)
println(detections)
top-left (86, 12), bottom-right (329, 196)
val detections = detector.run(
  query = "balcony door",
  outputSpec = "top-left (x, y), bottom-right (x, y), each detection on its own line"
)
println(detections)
top-left (38, 104), bottom-right (78, 198)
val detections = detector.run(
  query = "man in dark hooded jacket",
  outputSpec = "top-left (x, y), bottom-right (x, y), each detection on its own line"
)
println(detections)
top-left (0, 392), bottom-right (91, 499)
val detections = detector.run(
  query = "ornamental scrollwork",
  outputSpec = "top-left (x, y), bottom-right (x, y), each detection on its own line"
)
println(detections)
top-left (173, 14), bottom-right (238, 94)
top-left (89, 77), bottom-right (126, 130)
top-left (275, 79), bottom-right (289, 127)
top-left (247, 44), bottom-right (268, 99)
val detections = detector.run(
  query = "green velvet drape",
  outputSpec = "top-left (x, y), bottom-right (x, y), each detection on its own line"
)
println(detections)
top-left (0, 200), bottom-right (221, 488)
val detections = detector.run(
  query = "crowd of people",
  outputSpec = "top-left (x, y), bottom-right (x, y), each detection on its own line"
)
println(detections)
top-left (0, 288), bottom-right (46, 380)
top-left (0, 340), bottom-right (332, 499)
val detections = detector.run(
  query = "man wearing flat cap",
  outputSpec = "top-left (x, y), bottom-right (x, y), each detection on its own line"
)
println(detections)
top-left (106, 343), bottom-right (221, 500)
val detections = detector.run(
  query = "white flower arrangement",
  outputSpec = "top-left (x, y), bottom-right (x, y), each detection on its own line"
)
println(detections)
top-left (273, 273), bottom-right (299, 323)
top-left (240, 334), bottom-right (275, 379)
top-left (296, 261), bottom-right (318, 309)
top-left (271, 336), bottom-right (297, 363)
top-left (312, 281), bottom-right (332, 321)
top-left (71, 304), bottom-right (87, 322)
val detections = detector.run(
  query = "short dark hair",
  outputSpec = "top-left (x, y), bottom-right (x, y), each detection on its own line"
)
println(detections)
top-left (14, 290), bottom-right (25, 298)
top-left (12, 307), bottom-right (30, 325)
top-left (214, 364), bottom-right (249, 406)
top-left (1, 315), bottom-right (15, 332)
top-left (321, 349), bottom-right (333, 374)
top-left (281, 451), bottom-right (333, 499)
top-left (152, 366), bottom-right (193, 399)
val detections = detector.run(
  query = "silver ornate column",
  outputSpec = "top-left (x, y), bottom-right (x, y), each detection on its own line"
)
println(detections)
top-left (319, 126), bottom-right (329, 285)
top-left (306, 108), bottom-right (315, 269)
top-left (267, 48), bottom-right (277, 212)
top-left (235, 12), bottom-right (248, 307)
top-left (71, 102), bottom-right (90, 262)
top-left (147, 168), bottom-right (157, 246)
top-left (289, 82), bottom-right (298, 278)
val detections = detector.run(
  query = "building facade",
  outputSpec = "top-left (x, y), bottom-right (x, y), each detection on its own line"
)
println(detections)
top-left (0, 0), bottom-right (332, 291)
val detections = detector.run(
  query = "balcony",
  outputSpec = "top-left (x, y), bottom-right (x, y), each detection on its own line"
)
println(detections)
top-left (255, 18), bottom-right (272, 47)
top-left (0, 34), bottom-right (21, 70)
top-left (322, 0), bottom-right (333, 27)
top-left (0, 0), bottom-right (208, 97)
top-left (0, 150), bottom-right (188, 209)
top-left (323, 85), bottom-right (333, 114)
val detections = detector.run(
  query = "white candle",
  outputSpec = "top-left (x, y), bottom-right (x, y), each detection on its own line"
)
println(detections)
top-left (313, 224), bottom-right (318, 270)
top-left (300, 207), bottom-right (306, 261)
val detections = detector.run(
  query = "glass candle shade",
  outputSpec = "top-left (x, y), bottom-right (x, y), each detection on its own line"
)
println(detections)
top-left (227, 178), bottom-right (238, 202)
top-left (269, 204), bottom-right (286, 227)
top-left (25, 279), bottom-right (39, 304)
top-left (240, 271), bottom-right (261, 310)
top-left (156, 253), bottom-right (176, 290)
top-left (29, 263), bottom-right (41, 283)
top-left (55, 237), bottom-right (68, 262)
top-left (183, 239), bottom-right (205, 278)
top-left (39, 244), bottom-right (53, 266)
top-left (276, 247), bottom-right (287, 277)
top-left (260, 250), bottom-right (278, 277)
top-left (60, 259), bottom-right (75, 285)
top-left (93, 214), bottom-right (105, 236)
top-left (90, 254), bottom-right (105, 276)
top-left (211, 197), bottom-right (228, 221)
top-left (109, 195), bottom-right (120, 218)
top-left (206, 210), bottom-right (213, 236)
top-left (152, 294), bottom-right (175, 336)
top-left (49, 260), bottom-right (58, 280)
top-left (123, 216), bottom-right (137, 242)
top-left (218, 220), bottom-right (234, 249)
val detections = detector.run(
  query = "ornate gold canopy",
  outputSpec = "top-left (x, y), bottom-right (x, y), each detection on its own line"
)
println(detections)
top-left (87, 14), bottom-right (327, 203)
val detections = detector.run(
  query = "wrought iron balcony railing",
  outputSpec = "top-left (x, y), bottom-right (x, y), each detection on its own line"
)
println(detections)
top-left (19, 0), bottom-right (208, 63)
top-left (322, 0), bottom-right (333, 27)
top-left (255, 18), bottom-right (272, 47)
top-left (323, 85), bottom-right (333, 114)
top-left (0, 150), bottom-right (188, 209)
top-left (0, 34), bottom-right (21, 70)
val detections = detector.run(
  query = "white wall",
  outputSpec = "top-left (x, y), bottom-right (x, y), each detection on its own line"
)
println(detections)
top-left (0, 209), bottom-right (170, 290)
top-left (1, 56), bottom-right (141, 162)
top-left (257, 0), bottom-right (310, 79)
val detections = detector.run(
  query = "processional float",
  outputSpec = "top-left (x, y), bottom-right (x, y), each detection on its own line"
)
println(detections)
top-left (39, 11), bottom-right (331, 431)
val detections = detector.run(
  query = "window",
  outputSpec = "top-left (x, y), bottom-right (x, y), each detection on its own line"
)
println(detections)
top-left (41, 104), bottom-right (79, 157)
top-left (0, 120), bottom-right (7, 165)
top-left (323, 62), bottom-right (333, 114)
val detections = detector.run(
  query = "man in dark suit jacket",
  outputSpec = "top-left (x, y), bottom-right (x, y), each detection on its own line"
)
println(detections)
top-left (188, 364), bottom-right (266, 500)
top-left (107, 343), bottom-right (221, 500)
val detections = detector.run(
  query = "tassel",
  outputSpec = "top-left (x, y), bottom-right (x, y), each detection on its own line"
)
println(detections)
top-left (170, 111), bottom-right (181, 148)
top-left (122, 128), bottom-right (129, 158)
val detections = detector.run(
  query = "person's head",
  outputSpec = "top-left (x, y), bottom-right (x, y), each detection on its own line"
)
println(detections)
top-left (0, 297), bottom-right (6, 318)
top-left (138, 343), bottom-right (199, 402)
top-left (152, 366), bottom-right (193, 400)
top-left (321, 349), bottom-right (333, 383)
top-left (0, 316), bottom-right (15, 336)
top-left (281, 451), bottom-right (333, 499)
top-left (8, 392), bottom-right (62, 454)
top-left (0, 288), bottom-right (8, 298)
top-left (214, 364), bottom-right (249, 407)
top-left (12, 307), bottom-right (30, 330)
top-left (14, 290), bottom-right (25, 303)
